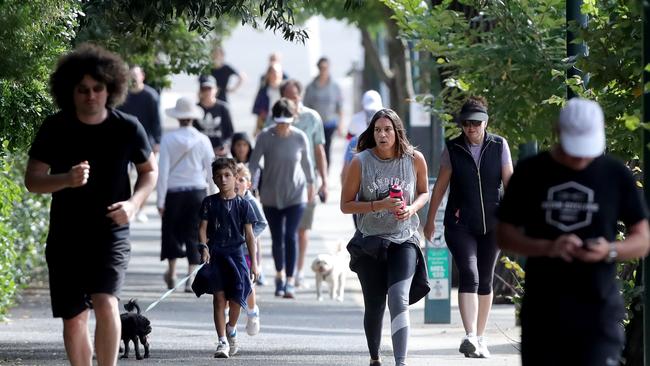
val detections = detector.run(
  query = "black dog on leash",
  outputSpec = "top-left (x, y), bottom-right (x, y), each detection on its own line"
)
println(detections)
top-left (120, 299), bottom-right (151, 360)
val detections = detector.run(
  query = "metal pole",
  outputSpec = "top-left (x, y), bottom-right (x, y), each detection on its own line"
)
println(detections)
top-left (566, 0), bottom-right (588, 99)
top-left (643, 2), bottom-right (650, 364)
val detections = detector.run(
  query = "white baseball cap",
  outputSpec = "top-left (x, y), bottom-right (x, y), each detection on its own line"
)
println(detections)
top-left (362, 90), bottom-right (382, 111)
top-left (558, 98), bottom-right (605, 158)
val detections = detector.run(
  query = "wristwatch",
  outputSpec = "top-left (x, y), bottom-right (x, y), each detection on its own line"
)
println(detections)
top-left (605, 242), bottom-right (618, 263)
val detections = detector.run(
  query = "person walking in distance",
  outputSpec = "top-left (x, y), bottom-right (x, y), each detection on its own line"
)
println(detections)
top-left (158, 97), bottom-right (215, 292)
top-left (195, 75), bottom-right (234, 157)
top-left (210, 46), bottom-right (245, 103)
top-left (252, 63), bottom-right (283, 136)
top-left (24, 43), bottom-right (157, 366)
top-left (191, 158), bottom-right (259, 359)
top-left (423, 96), bottom-right (513, 358)
top-left (496, 98), bottom-right (650, 365)
top-left (118, 64), bottom-right (163, 223)
top-left (303, 57), bottom-right (343, 167)
top-left (277, 79), bottom-right (328, 288)
top-left (249, 98), bottom-right (314, 299)
top-left (340, 109), bottom-right (430, 366)
top-left (118, 65), bottom-right (162, 154)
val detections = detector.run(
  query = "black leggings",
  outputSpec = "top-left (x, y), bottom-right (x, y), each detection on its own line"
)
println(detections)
top-left (355, 243), bottom-right (416, 366)
top-left (444, 226), bottom-right (499, 295)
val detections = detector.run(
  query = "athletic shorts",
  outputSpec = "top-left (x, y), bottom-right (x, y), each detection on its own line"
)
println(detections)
top-left (298, 201), bottom-right (317, 230)
top-left (45, 237), bottom-right (130, 319)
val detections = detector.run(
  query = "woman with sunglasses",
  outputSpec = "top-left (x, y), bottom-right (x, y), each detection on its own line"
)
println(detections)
top-left (423, 96), bottom-right (513, 358)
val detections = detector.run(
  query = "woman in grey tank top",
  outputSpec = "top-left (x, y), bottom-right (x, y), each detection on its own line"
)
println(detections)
top-left (341, 109), bottom-right (429, 366)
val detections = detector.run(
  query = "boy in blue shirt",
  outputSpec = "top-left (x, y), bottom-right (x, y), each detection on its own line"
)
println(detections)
top-left (191, 158), bottom-right (259, 358)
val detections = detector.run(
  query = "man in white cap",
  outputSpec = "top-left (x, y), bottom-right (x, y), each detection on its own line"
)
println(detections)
top-left (496, 98), bottom-right (650, 365)
top-left (341, 90), bottom-right (383, 183)
top-left (347, 90), bottom-right (383, 138)
top-left (158, 97), bottom-right (215, 292)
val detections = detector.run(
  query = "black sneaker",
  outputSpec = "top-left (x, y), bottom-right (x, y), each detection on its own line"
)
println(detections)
top-left (459, 335), bottom-right (480, 358)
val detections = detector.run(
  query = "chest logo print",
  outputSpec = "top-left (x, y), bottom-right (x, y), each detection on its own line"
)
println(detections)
top-left (541, 181), bottom-right (599, 232)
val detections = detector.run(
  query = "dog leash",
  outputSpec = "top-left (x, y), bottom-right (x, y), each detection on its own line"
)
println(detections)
top-left (144, 263), bottom-right (205, 313)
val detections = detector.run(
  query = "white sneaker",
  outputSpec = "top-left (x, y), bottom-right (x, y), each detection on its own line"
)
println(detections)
top-left (477, 336), bottom-right (491, 358)
top-left (214, 340), bottom-right (229, 358)
top-left (459, 334), bottom-right (480, 358)
top-left (226, 324), bottom-right (239, 355)
top-left (246, 306), bottom-right (260, 336)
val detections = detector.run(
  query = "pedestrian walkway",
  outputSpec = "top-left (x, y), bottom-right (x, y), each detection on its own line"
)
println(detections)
top-left (0, 137), bottom-right (520, 366)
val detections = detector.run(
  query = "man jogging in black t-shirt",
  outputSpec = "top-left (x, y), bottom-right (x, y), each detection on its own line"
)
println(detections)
top-left (496, 98), bottom-right (650, 365)
top-left (24, 43), bottom-right (157, 366)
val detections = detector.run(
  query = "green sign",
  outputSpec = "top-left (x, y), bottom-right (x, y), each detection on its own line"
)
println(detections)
top-left (426, 247), bottom-right (449, 300)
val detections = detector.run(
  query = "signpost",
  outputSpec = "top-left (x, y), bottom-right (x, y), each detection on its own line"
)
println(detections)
top-left (421, 178), bottom-right (451, 324)
top-left (424, 233), bottom-right (451, 324)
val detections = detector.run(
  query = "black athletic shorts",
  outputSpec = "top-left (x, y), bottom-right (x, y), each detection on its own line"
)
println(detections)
top-left (45, 230), bottom-right (130, 319)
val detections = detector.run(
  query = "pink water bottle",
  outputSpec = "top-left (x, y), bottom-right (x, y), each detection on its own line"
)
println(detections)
top-left (389, 183), bottom-right (406, 216)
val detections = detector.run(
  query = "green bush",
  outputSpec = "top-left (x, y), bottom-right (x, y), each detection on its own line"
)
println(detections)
top-left (0, 0), bottom-right (77, 317)
top-left (0, 146), bottom-right (50, 318)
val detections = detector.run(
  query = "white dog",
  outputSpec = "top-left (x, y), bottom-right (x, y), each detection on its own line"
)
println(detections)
top-left (311, 250), bottom-right (348, 302)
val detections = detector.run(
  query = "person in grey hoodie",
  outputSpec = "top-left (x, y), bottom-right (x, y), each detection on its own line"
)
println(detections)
top-left (158, 97), bottom-right (215, 292)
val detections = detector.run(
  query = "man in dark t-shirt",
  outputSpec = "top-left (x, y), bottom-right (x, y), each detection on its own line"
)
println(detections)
top-left (496, 98), bottom-right (650, 366)
top-left (24, 44), bottom-right (157, 365)
top-left (118, 65), bottom-right (162, 153)
top-left (195, 75), bottom-right (234, 157)
top-left (210, 47), bottom-right (244, 103)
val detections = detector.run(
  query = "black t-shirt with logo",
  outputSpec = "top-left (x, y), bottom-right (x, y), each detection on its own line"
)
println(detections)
top-left (498, 152), bottom-right (647, 322)
top-left (28, 109), bottom-right (152, 247)
top-left (194, 101), bottom-right (234, 149)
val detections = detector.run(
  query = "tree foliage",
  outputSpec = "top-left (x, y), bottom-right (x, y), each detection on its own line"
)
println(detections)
top-left (385, 0), bottom-right (568, 153)
top-left (386, 0), bottom-right (644, 162)
top-left (0, 0), bottom-right (80, 149)
top-left (79, 0), bottom-right (309, 42)
top-left (563, 1), bottom-right (644, 160)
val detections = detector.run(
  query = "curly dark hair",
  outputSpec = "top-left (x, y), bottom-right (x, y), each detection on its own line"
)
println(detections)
top-left (356, 108), bottom-right (415, 158)
top-left (50, 43), bottom-right (129, 112)
top-left (211, 157), bottom-right (238, 176)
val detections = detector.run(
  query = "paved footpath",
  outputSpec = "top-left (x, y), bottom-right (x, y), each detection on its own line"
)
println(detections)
top-left (0, 137), bottom-right (521, 366)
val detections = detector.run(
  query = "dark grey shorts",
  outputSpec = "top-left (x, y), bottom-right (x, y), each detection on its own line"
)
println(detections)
top-left (298, 201), bottom-right (317, 230)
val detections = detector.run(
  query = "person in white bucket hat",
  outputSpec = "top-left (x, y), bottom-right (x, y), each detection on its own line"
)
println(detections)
top-left (165, 96), bottom-right (204, 121)
top-left (497, 98), bottom-right (650, 365)
top-left (158, 96), bottom-right (214, 292)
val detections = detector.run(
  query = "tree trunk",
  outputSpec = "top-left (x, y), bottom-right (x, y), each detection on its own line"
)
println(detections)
top-left (358, 5), bottom-right (414, 124)
top-left (383, 5), bottom-right (413, 123)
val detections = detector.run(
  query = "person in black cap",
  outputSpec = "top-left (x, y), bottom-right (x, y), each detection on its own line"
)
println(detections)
top-left (423, 95), bottom-right (513, 358)
top-left (195, 75), bottom-right (234, 157)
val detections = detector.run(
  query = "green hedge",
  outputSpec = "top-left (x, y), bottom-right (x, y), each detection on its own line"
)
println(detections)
top-left (0, 147), bottom-right (50, 318)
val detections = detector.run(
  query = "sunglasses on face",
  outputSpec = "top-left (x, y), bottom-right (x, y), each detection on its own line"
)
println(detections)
top-left (461, 120), bottom-right (483, 127)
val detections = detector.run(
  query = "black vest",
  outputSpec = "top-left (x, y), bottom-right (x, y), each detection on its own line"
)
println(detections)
top-left (444, 133), bottom-right (504, 234)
